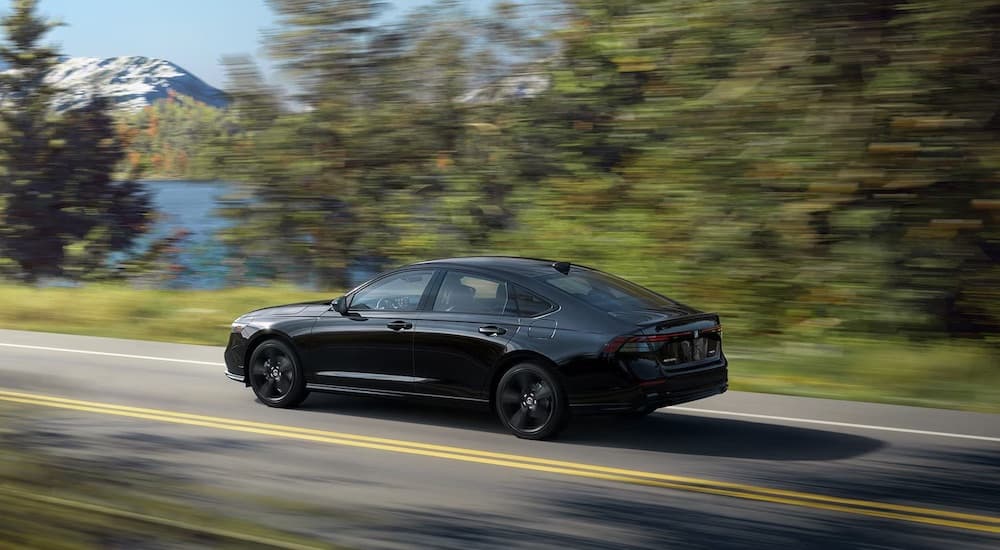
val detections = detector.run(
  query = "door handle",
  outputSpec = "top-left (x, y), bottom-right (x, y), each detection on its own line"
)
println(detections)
top-left (478, 325), bottom-right (507, 336)
top-left (386, 320), bottom-right (413, 331)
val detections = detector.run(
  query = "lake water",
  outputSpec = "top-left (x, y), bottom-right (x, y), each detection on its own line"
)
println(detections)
top-left (137, 180), bottom-right (383, 289)
top-left (139, 180), bottom-right (235, 289)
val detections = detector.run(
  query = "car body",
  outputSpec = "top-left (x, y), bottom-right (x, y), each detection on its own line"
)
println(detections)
top-left (225, 257), bottom-right (728, 439)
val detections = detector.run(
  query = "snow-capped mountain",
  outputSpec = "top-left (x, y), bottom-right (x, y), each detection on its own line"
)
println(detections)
top-left (41, 56), bottom-right (229, 112)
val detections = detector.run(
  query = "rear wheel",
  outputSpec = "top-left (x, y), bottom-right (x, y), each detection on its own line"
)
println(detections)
top-left (248, 339), bottom-right (308, 408)
top-left (495, 363), bottom-right (568, 440)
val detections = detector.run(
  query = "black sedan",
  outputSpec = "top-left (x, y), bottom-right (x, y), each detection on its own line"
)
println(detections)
top-left (225, 257), bottom-right (728, 439)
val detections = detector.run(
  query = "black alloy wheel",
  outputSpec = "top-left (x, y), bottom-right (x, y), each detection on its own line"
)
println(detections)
top-left (496, 363), bottom-right (568, 440)
top-left (248, 339), bottom-right (308, 408)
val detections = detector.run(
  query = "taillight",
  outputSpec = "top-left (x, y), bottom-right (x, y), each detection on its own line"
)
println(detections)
top-left (601, 336), bottom-right (631, 354)
top-left (604, 326), bottom-right (722, 355)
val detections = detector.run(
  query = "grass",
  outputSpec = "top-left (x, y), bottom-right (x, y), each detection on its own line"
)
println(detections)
top-left (727, 338), bottom-right (1000, 414)
top-left (0, 283), bottom-right (325, 345)
top-left (0, 284), bottom-right (996, 413)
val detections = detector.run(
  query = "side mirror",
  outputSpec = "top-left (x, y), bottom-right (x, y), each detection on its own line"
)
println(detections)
top-left (333, 296), bottom-right (349, 315)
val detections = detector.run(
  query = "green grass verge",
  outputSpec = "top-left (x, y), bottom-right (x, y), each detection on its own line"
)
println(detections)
top-left (728, 339), bottom-right (1000, 414)
top-left (0, 283), bottom-right (325, 345)
top-left (0, 284), bottom-right (996, 413)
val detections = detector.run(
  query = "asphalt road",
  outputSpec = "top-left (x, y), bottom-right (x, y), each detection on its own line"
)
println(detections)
top-left (0, 328), bottom-right (997, 549)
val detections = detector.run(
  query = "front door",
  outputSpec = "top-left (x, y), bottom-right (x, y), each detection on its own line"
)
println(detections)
top-left (308, 269), bottom-right (437, 394)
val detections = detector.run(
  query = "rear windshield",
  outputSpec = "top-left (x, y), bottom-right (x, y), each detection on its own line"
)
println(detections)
top-left (541, 268), bottom-right (678, 311)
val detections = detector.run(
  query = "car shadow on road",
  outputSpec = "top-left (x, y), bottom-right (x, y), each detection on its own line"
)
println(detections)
top-left (558, 412), bottom-right (885, 460)
top-left (298, 393), bottom-right (505, 433)
top-left (298, 393), bottom-right (883, 461)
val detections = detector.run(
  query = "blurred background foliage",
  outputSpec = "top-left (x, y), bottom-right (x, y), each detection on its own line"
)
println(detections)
top-left (200, 0), bottom-right (1000, 339)
top-left (0, 0), bottom-right (998, 408)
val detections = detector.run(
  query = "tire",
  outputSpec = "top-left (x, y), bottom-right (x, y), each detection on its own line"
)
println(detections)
top-left (247, 339), bottom-right (308, 408)
top-left (495, 362), bottom-right (568, 440)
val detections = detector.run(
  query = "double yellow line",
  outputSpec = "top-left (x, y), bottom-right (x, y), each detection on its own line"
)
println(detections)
top-left (1, 388), bottom-right (998, 535)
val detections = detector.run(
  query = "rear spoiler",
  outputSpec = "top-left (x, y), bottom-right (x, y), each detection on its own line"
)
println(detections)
top-left (646, 312), bottom-right (721, 333)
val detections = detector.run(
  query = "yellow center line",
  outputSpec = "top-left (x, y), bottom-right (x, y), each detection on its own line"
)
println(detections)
top-left (1, 388), bottom-right (997, 534)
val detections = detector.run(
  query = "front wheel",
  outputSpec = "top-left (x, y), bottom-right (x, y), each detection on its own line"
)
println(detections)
top-left (248, 339), bottom-right (308, 408)
top-left (495, 363), bottom-right (568, 440)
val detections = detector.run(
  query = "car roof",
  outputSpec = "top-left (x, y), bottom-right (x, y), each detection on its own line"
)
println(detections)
top-left (411, 256), bottom-right (571, 278)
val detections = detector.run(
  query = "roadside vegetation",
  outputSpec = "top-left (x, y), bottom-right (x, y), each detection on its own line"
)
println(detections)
top-left (0, 284), bottom-right (320, 344)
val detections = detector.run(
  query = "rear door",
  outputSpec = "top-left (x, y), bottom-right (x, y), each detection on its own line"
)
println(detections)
top-left (410, 270), bottom-right (517, 401)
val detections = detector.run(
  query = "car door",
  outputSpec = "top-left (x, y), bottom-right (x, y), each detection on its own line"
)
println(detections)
top-left (410, 270), bottom-right (518, 401)
top-left (307, 269), bottom-right (437, 394)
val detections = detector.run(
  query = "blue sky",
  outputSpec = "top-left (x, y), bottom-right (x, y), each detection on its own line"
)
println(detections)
top-left (4, 0), bottom-right (498, 88)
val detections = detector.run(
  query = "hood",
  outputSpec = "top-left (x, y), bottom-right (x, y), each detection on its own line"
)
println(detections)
top-left (242, 300), bottom-right (332, 319)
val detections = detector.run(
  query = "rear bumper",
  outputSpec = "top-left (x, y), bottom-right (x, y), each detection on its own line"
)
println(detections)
top-left (570, 359), bottom-right (728, 414)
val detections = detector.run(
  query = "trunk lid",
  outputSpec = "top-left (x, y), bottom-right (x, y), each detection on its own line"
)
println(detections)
top-left (606, 311), bottom-right (724, 374)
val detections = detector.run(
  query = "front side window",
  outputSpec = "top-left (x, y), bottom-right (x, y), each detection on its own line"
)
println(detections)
top-left (433, 272), bottom-right (509, 315)
top-left (350, 270), bottom-right (435, 312)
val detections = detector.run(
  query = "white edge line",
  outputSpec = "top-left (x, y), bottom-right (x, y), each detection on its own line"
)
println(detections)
top-left (669, 407), bottom-right (1000, 443)
top-left (0, 342), bottom-right (222, 366)
top-left (2, 340), bottom-right (996, 443)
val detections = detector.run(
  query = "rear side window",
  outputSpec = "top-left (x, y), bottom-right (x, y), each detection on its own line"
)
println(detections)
top-left (433, 272), bottom-right (509, 315)
top-left (504, 285), bottom-right (554, 317)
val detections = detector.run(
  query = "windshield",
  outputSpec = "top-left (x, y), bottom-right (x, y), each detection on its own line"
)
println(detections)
top-left (541, 268), bottom-right (679, 311)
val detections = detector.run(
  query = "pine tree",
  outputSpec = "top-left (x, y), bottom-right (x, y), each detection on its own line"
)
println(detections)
top-left (0, 0), bottom-right (151, 281)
